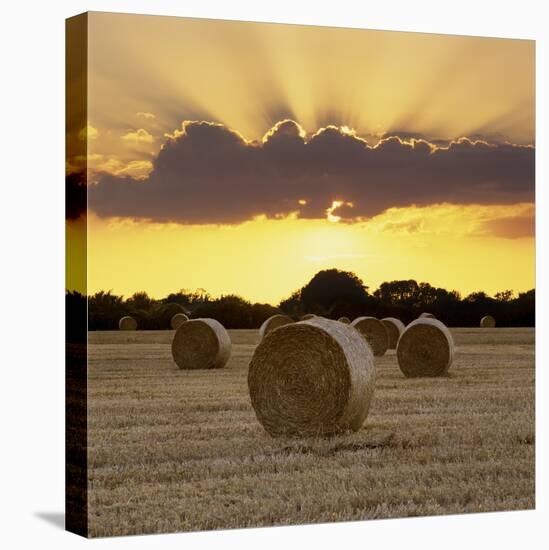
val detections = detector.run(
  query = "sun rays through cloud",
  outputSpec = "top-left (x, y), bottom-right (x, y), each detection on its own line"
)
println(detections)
top-left (86, 13), bottom-right (534, 148)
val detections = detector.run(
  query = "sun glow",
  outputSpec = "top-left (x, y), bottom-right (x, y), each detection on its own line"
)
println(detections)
top-left (325, 200), bottom-right (355, 223)
top-left (81, 202), bottom-right (534, 304)
top-left (326, 201), bottom-right (344, 223)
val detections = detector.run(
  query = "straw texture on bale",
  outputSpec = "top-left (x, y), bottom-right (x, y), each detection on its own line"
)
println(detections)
top-left (171, 318), bottom-right (231, 370)
top-left (300, 313), bottom-right (316, 320)
top-left (338, 316), bottom-right (351, 324)
top-left (259, 314), bottom-right (294, 340)
top-left (480, 315), bottom-right (496, 328)
top-left (170, 313), bottom-right (189, 330)
top-left (248, 317), bottom-right (376, 437)
top-left (351, 316), bottom-right (389, 356)
top-left (397, 318), bottom-right (455, 377)
top-left (381, 317), bottom-right (406, 349)
top-left (118, 316), bottom-right (137, 331)
top-left (419, 312), bottom-right (436, 319)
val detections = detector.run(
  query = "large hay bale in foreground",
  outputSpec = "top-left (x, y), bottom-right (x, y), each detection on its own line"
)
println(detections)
top-left (118, 316), bottom-right (137, 331)
top-left (259, 314), bottom-right (294, 339)
top-left (381, 317), bottom-right (406, 349)
top-left (338, 316), bottom-right (351, 324)
top-left (248, 317), bottom-right (376, 437)
top-left (171, 313), bottom-right (189, 330)
top-left (397, 318), bottom-right (455, 377)
top-left (171, 318), bottom-right (231, 370)
top-left (300, 313), bottom-right (316, 321)
top-left (351, 316), bottom-right (388, 356)
top-left (480, 315), bottom-right (496, 328)
top-left (419, 312), bottom-right (436, 319)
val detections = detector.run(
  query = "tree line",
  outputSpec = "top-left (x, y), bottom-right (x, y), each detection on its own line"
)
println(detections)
top-left (67, 268), bottom-right (534, 332)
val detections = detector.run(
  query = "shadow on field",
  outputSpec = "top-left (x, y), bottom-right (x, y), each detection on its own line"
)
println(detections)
top-left (34, 512), bottom-right (65, 530)
top-left (278, 432), bottom-right (397, 457)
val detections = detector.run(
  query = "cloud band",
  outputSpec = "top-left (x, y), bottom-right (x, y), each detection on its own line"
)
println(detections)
top-left (88, 120), bottom-right (535, 225)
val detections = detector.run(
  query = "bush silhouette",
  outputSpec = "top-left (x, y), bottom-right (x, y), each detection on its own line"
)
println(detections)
top-left (151, 302), bottom-right (187, 329)
top-left (83, 271), bottom-right (535, 330)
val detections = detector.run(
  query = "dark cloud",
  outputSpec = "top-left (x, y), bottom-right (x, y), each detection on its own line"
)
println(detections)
top-left (88, 120), bottom-right (535, 224)
top-left (483, 214), bottom-right (535, 239)
top-left (379, 130), bottom-right (514, 147)
top-left (379, 130), bottom-right (447, 145)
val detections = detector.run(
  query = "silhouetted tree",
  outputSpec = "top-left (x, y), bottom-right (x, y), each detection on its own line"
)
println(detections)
top-left (374, 280), bottom-right (420, 306)
top-left (163, 291), bottom-right (191, 308)
top-left (130, 308), bottom-right (153, 330)
top-left (82, 270), bottom-right (535, 330)
top-left (126, 291), bottom-right (154, 311)
top-left (299, 269), bottom-right (369, 316)
top-left (465, 291), bottom-right (490, 302)
top-left (495, 289), bottom-right (514, 302)
top-left (193, 295), bottom-right (253, 329)
top-left (88, 290), bottom-right (126, 330)
top-left (151, 302), bottom-right (187, 329)
top-left (278, 290), bottom-right (302, 318)
top-left (250, 303), bottom-right (283, 327)
top-left (163, 288), bottom-right (210, 310)
top-left (512, 289), bottom-right (535, 326)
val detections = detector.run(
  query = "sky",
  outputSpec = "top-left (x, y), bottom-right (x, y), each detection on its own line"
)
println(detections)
top-left (66, 12), bottom-right (535, 304)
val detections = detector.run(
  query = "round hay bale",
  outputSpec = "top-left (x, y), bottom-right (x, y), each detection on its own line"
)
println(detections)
top-left (248, 317), bottom-right (376, 437)
top-left (171, 312), bottom-right (189, 330)
top-left (419, 312), bottom-right (436, 319)
top-left (259, 314), bottom-right (294, 340)
top-left (397, 318), bottom-right (455, 377)
top-left (381, 317), bottom-right (406, 349)
top-left (171, 318), bottom-right (231, 370)
top-left (300, 313), bottom-right (316, 321)
top-left (338, 316), bottom-right (351, 324)
top-left (351, 316), bottom-right (388, 356)
top-left (480, 315), bottom-right (496, 328)
top-left (119, 316), bottom-right (137, 331)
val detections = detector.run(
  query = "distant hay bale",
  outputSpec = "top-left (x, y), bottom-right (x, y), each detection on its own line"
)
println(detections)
top-left (170, 313), bottom-right (189, 330)
top-left (118, 316), bottom-right (137, 331)
top-left (338, 316), bottom-right (351, 324)
top-left (171, 318), bottom-right (231, 370)
top-left (397, 318), bottom-right (455, 377)
top-left (300, 313), bottom-right (316, 320)
top-left (351, 316), bottom-right (389, 356)
top-left (381, 317), bottom-right (406, 349)
top-left (248, 317), bottom-right (376, 437)
top-left (480, 315), bottom-right (496, 328)
top-left (419, 312), bottom-right (436, 319)
top-left (259, 314), bottom-right (294, 339)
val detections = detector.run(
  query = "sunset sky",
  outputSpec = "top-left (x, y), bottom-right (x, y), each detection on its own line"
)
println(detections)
top-left (67, 12), bottom-right (535, 304)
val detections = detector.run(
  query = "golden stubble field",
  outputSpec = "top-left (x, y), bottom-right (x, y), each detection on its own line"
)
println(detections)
top-left (87, 327), bottom-right (535, 538)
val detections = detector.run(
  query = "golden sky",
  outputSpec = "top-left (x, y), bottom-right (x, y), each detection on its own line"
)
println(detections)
top-left (67, 12), bottom-right (535, 304)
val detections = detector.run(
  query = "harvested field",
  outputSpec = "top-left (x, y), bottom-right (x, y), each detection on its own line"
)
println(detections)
top-left (87, 327), bottom-right (535, 537)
